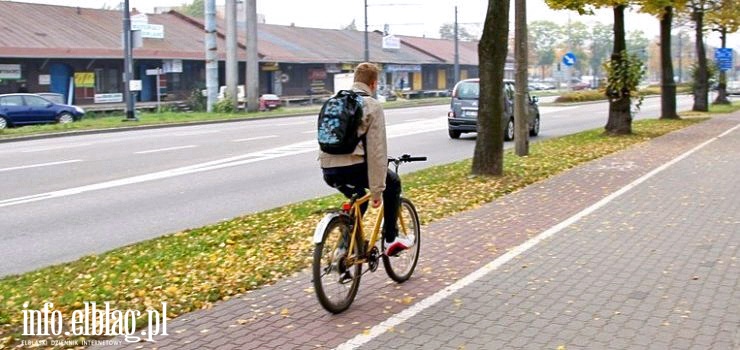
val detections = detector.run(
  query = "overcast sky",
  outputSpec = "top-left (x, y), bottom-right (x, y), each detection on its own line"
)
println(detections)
top-left (9, 0), bottom-right (737, 49)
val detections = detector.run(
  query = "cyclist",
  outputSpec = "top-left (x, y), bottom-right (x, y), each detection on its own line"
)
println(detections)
top-left (320, 62), bottom-right (413, 257)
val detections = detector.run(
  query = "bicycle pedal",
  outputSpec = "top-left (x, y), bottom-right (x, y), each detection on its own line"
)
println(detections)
top-left (338, 271), bottom-right (353, 284)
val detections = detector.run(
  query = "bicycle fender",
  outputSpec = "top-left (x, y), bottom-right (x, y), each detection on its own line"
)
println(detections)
top-left (313, 212), bottom-right (342, 244)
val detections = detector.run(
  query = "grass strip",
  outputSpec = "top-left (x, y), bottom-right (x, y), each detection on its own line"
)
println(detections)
top-left (0, 98), bottom-right (450, 140)
top-left (0, 117), bottom-right (707, 347)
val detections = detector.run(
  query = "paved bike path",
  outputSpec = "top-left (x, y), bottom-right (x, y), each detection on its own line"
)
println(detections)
top-left (105, 112), bottom-right (740, 350)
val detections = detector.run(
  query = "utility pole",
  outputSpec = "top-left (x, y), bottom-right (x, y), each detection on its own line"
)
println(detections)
top-left (364, 0), bottom-right (369, 62)
top-left (677, 31), bottom-right (683, 84)
top-left (226, 0), bottom-right (238, 110)
top-left (204, 0), bottom-right (218, 112)
top-left (245, 0), bottom-right (259, 112)
top-left (122, 0), bottom-right (137, 121)
top-left (454, 6), bottom-right (460, 84)
top-left (514, 0), bottom-right (528, 156)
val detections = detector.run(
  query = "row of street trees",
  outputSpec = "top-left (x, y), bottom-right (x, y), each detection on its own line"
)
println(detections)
top-left (472, 0), bottom-right (739, 176)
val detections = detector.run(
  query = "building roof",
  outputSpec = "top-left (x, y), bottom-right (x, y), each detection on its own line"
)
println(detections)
top-left (0, 1), bottom-right (449, 65)
top-left (0, 1), bottom-right (229, 60)
top-left (397, 35), bottom-right (480, 65)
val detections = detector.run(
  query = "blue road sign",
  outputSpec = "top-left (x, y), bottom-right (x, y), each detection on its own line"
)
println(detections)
top-left (562, 52), bottom-right (577, 67)
top-left (715, 48), bottom-right (733, 71)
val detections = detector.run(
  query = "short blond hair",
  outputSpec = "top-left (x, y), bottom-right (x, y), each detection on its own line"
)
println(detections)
top-left (353, 62), bottom-right (379, 86)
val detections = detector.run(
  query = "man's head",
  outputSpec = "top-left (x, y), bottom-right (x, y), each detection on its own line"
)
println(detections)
top-left (353, 62), bottom-right (379, 94)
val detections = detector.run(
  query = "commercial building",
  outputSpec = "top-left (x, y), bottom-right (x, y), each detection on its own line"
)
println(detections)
top-left (0, 1), bottom-right (489, 106)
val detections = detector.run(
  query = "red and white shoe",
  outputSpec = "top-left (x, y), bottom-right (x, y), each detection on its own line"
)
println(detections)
top-left (384, 236), bottom-right (414, 257)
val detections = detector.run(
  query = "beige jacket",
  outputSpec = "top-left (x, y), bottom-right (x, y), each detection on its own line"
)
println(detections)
top-left (319, 82), bottom-right (388, 196)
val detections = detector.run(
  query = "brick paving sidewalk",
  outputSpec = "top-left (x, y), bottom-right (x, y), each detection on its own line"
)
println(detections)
top-left (356, 116), bottom-right (740, 350)
top-left (102, 113), bottom-right (740, 350)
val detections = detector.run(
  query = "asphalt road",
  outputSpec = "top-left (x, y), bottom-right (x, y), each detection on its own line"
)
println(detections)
top-left (0, 95), bottom-right (698, 276)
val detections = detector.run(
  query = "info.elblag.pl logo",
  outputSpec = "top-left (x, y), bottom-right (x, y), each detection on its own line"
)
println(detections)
top-left (22, 301), bottom-right (168, 343)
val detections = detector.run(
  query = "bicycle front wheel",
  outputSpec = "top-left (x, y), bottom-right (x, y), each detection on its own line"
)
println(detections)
top-left (312, 215), bottom-right (362, 313)
top-left (383, 197), bottom-right (421, 283)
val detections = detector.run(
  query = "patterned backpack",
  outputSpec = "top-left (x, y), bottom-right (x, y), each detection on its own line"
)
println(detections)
top-left (317, 90), bottom-right (367, 154)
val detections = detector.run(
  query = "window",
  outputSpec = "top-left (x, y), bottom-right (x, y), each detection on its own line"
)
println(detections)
top-left (95, 68), bottom-right (120, 94)
top-left (0, 96), bottom-right (23, 106)
top-left (456, 82), bottom-right (479, 99)
top-left (23, 95), bottom-right (50, 107)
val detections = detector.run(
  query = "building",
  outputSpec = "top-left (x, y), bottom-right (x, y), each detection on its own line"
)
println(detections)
top-left (0, 1), bottom-right (490, 106)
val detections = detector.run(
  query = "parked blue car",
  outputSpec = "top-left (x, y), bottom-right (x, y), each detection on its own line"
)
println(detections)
top-left (0, 93), bottom-right (85, 129)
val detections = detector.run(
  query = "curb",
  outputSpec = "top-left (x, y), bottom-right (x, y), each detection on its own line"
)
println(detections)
top-left (0, 100), bottom-right (449, 144)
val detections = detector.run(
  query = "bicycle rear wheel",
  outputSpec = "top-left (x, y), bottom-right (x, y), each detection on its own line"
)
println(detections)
top-left (383, 197), bottom-right (420, 283)
top-left (312, 215), bottom-right (362, 313)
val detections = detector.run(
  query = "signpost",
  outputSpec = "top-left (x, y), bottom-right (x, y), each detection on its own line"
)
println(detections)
top-left (562, 52), bottom-right (576, 67)
top-left (715, 48), bottom-right (733, 72)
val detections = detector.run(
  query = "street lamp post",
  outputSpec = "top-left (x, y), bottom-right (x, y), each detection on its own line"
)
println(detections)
top-left (364, 0), bottom-right (369, 62)
top-left (122, 0), bottom-right (137, 121)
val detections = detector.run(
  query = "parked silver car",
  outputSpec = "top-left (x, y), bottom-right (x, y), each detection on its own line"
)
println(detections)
top-left (447, 79), bottom-right (540, 140)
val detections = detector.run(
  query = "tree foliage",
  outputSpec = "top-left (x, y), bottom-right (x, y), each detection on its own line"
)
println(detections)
top-left (179, 0), bottom-right (205, 18)
top-left (589, 22), bottom-right (613, 77)
top-left (439, 23), bottom-right (478, 41)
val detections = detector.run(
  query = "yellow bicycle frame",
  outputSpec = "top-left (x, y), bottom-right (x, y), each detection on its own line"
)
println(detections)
top-left (345, 193), bottom-right (408, 264)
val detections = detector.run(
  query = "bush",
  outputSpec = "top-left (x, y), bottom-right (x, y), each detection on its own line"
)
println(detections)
top-left (213, 95), bottom-right (237, 113)
top-left (554, 90), bottom-right (606, 103)
top-left (187, 87), bottom-right (207, 112)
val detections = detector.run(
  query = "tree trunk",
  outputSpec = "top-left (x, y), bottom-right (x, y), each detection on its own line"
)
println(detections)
top-left (692, 7), bottom-right (709, 112)
top-left (472, 0), bottom-right (509, 176)
top-left (714, 28), bottom-right (730, 105)
top-left (605, 5), bottom-right (632, 135)
top-left (660, 6), bottom-right (679, 119)
top-left (514, 0), bottom-right (529, 156)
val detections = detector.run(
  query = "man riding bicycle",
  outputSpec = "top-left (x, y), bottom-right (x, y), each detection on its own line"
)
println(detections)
top-left (319, 62), bottom-right (412, 257)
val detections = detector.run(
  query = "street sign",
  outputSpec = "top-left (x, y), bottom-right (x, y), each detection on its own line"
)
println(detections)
top-left (130, 80), bottom-right (142, 91)
top-left (562, 52), bottom-right (577, 67)
top-left (146, 68), bottom-right (162, 76)
top-left (715, 48), bottom-right (733, 72)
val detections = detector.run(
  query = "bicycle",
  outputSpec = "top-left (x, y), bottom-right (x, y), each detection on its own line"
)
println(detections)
top-left (312, 154), bottom-right (427, 313)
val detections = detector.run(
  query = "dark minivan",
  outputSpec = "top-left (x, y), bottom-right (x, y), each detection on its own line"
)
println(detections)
top-left (447, 79), bottom-right (540, 140)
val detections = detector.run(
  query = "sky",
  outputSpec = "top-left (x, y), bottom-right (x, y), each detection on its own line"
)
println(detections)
top-left (8, 0), bottom-right (738, 50)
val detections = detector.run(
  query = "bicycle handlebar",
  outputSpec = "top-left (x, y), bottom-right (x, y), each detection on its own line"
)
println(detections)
top-left (388, 154), bottom-right (427, 165)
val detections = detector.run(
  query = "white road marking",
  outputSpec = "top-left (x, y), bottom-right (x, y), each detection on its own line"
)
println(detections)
top-left (335, 121), bottom-right (740, 350)
top-left (134, 145), bottom-right (197, 154)
top-left (173, 130), bottom-right (221, 136)
top-left (0, 159), bottom-right (83, 173)
top-left (231, 135), bottom-right (278, 142)
top-left (301, 130), bottom-right (316, 134)
top-left (21, 143), bottom-right (92, 153)
top-left (274, 121), bottom-right (311, 127)
top-left (0, 117), bottom-right (449, 208)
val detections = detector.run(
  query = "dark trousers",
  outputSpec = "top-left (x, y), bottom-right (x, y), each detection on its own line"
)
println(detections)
top-left (322, 163), bottom-right (401, 242)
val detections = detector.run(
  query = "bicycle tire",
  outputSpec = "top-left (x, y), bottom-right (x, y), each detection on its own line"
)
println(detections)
top-left (312, 215), bottom-right (362, 313)
top-left (382, 197), bottom-right (421, 283)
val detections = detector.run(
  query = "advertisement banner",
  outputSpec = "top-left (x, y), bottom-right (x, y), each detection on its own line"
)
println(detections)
top-left (74, 72), bottom-right (95, 88)
top-left (0, 64), bottom-right (21, 79)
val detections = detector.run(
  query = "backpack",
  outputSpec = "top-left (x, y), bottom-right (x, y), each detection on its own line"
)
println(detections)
top-left (317, 90), bottom-right (368, 154)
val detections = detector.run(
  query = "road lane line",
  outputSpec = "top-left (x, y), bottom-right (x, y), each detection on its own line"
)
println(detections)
top-left (134, 145), bottom-right (197, 154)
top-left (335, 121), bottom-right (740, 350)
top-left (173, 130), bottom-right (221, 136)
top-left (301, 130), bottom-right (315, 134)
top-left (232, 135), bottom-right (278, 142)
top-left (0, 159), bottom-right (83, 173)
top-left (21, 143), bottom-right (92, 153)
